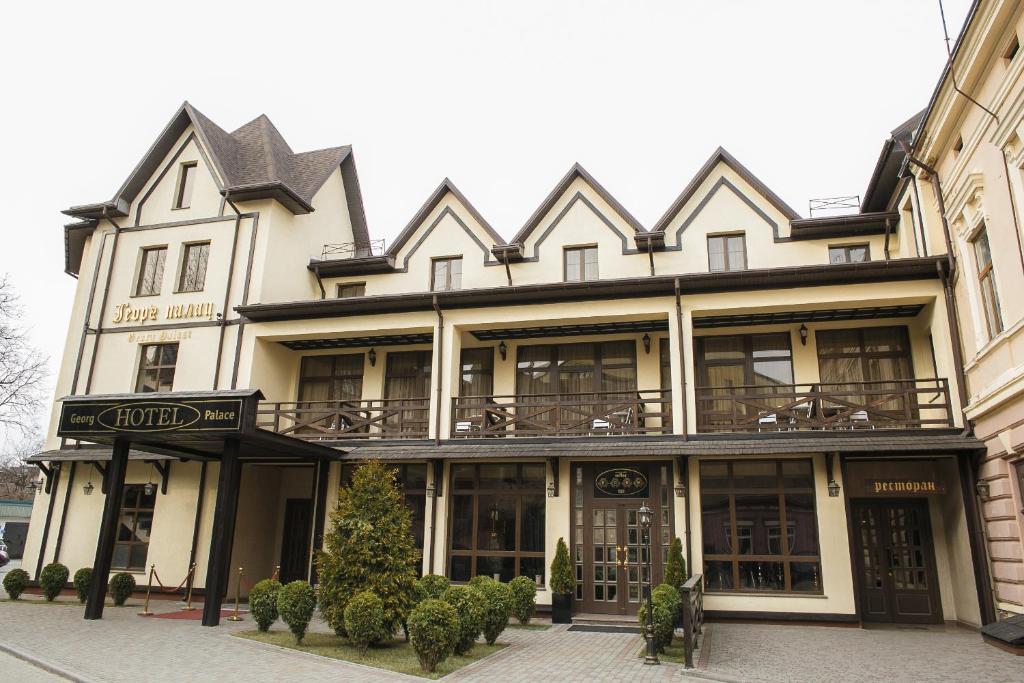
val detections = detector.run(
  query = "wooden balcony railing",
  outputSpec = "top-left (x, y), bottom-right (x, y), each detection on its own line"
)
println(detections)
top-left (257, 398), bottom-right (430, 440)
top-left (680, 574), bottom-right (704, 669)
top-left (450, 389), bottom-right (672, 438)
top-left (695, 378), bottom-right (953, 433)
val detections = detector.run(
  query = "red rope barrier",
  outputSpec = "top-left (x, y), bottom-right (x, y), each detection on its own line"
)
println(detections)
top-left (151, 564), bottom-right (195, 593)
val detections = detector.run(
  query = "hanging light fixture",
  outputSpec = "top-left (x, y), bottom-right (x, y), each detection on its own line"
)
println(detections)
top-left (799, 324), bottom-right (809, 346)
top-left (144, 463), bottom-right (156, 497)
top-left (498, 340), bottom-right (508, 361)
top-left (368, 348), bottom-right (377, 367)
top-left (83, 463), bottom-right (95, 495)
top-left (976, 479), bottom-right (991, 500)
top-left (827, 479), bottom-right (841, 497)
top-left (642, 333), bottom-right (651, 354)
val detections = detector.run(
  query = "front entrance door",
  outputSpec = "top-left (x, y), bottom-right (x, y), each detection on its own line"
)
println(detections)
top-left (279, 499), bottom-right (312, 584)
top-left (574, 463), bottom-right (673, 616)
top-left (852, 500), bottom-right (942, 624)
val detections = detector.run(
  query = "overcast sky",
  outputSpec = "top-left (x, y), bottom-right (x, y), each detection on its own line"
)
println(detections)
top-left (0, 0), bottom-right (973, 436)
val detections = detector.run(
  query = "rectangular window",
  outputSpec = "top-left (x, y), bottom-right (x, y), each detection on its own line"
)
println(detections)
top-left (297, 354), bottom-right (364, 403)
top-left (564, 246), bottom-right (598, 281)
top-left (177, 242), bottom-right (210, 293)
top-left (336, 282), bottom-right (367, 298)
top-left (135, 343), bottom-right (178, 393)
top-left (973, 228), bottom-right (1004, 338)
top-left (708, 234), bottom-right (746, 272)
top-left (134, 247), bottom-right (167, 296)
top-left (112, 485), bottom-right (156, 571)
top-left (1005, 35), bottom-right (1020, 62)
top-left (448, 463), bottom-right (546, 584)
top-left (828, 244), bottom-right (870, 264)
top-left (174, 162), bottom-right (198, 209)
top-left (431, 257), bottom-right (463, 291)
top-left (700, 459), bottom-right (821, 593)
top-left (341, 463), bottom-right (428, 554)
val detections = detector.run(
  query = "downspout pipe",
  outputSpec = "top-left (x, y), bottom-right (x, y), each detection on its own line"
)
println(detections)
top-left (84, 210), bottom-right (124, 395)
top-left (432, 295), bottom-right (444, 446)
top-left (213, 196), bottom-right (244, 389)
top-left (673, 277), bottom-right (688, 440)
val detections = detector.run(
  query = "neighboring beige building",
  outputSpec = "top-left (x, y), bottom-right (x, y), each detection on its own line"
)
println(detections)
top-left (21, 96), bottom-right (993, 629)
top-left (889, 0), bottom-right (1024, 621)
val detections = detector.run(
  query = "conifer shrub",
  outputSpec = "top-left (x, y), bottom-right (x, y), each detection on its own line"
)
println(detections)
top-left (508, 576), bottom-right (537, 625)
top-left (652, 583), bottom-right (681, 622)
top-left (39, 562), bottom-right (69, 601)
top-left (248, 578), bottom-right (282, 632)
top-left (109, 572), bottom-right (135, 606)
top-left (664, 538), bottom-right (687, 590)
top-left (344, 590), bottom-right (388, 653)
top-left (549, 538), bottom-right (573, 594)
top-left (474, 578), bottom-right (511, 645)
top-left (638, 585), bottom-right (678, 652)
top-left (3, 568), bottom-right (29, 600)
top-left (442, 585), bottom-right (486, 655)
top-left (407, 598), bottom-right (458, 673)
top-left (277, 580), bottom-right (316, 644)
top-left (73, 567), bottom-right (93, 604)
top-left (414, 574), bottom-right (450, 603)
top-left (317, 460), bottom-right (418, 639)
top-left (468, 574), bottom-right (493, 590)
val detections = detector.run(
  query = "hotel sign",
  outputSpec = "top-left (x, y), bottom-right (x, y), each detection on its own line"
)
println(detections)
top-left (867, 479), bottom-right (947, 495)
top-left (58, 397), bottom-right (244, 437)
top-left (595, 468), bottom-right (649, 497)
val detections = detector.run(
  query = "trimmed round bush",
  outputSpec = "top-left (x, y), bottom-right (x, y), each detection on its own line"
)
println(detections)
top-left (508, 576), bottom-right (537, 625)
top-left (652, 583), bottom-right (681, 622)
top-left (442, 585), bottom-right (486, 655)
top-left (248, 578), bottom-right (282, 632)
top-left (109, 572), bottom-right (136, 606)
top-left (407, 598), bottom-right (458, 673)
top-left (414, 574), bottom-right (450, 603)
top-left (278, 580), bottom-right (316, 644)
top-left (344, 590), bottom-right (387, 653)
top-left (474, 578), bottom-right (511, 645)
top-left (39, 562), bottom-right (69, 601)
top-left (467, 574), bottom-right (493, 591)
top-left (3, 568), bottom-right (29, 600)
top-left (73, 567), bottom-right (93, 604)
top-left (638, 598), bottom-right (675, 652)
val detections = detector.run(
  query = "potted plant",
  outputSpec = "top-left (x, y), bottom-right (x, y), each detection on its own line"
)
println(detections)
top-left (550, 537), bottom-right (574, 624)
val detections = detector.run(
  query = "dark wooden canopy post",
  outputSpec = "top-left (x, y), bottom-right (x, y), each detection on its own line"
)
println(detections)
top-left (84, 439), bottom-right (129, 620)
top-left (203, 439), bottom-right (242, 627)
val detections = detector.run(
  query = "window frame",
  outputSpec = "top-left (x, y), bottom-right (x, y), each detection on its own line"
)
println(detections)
top-left (430, 256), bottom-right (463, 292)
top-left (134, 246), bottom-right (168, 297)
top-left (814, 326), bottom-right (915, 383)
top-left (135, 342), bottom-right (178, 393)
top-left (111, 484), bottom-right (156, 571)
top-left (828, 244), bottom-right (871, 265)
top-left (972, 227), bottom-right (1004, 339)
top-left (336, 282), bottom-right (367, 298)
top-left (174, 161), bottom-right (198, 210)
top-left (176, 241), bottom-right (211, 293)
top-left (699, 459), bottom-right (822, 594)
top-left (707, 233), bottom-right (747, 273)
top-left (563, 245), bottom-right (599, 282)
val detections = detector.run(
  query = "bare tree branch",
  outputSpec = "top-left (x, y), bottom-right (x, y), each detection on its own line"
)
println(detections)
top-left (0, 275), bottom-right (48, 442)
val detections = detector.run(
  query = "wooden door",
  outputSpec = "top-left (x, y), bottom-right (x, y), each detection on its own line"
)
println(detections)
top-left (852, 500), bottom-right (942, 624)
top-left (279, 499), bottom-right (313, 584)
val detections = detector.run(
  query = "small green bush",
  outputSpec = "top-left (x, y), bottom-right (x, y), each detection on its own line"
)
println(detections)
top-left (39, 562), bottom-right (69, 601)
top-left (3, 568), bottom-right (29, 600)
top-left (550, 537), bottom-right (573, 594)
top-left (414, 574), bottom-right (450, 603)
top-left (248, 579), bottom-right (282, 632)
top-left (664, 537), bottom-right (687, 589)
top-left (508, 576), bottom-right (537, 625)
top-left (652, 583), bottom-right (681, 622)
top-left (109, 572), bottom-right (136, 606)
top-left (474, 578), bottom-right (511, 645)
top-left (278, 580), bottom-right (316, 644)
top-left (638, 596), bottom-right (676, 652)
top-left (73, 568), bottom-right (93, 604)
top-left (344, 591), bottom-right (388, 653)
top-left (407, 598), bottom-right (458, 673)
top-left (467, 574), bottom-right (493, 590)
top-left (442, 585), bottom-right (486, 655)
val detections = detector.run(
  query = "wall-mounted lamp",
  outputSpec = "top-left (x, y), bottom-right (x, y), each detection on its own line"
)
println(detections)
top-left (799, 324), bottom-right (809, 346)
top-left (674, 482), bottom-right (687, 498)
top-left (144, 463), bottom-right (156, 497)
top-left (827, 479), bottom-right (841, 497)
top-left (642, 333), bottom-right (651, 354)
top-left (498, 340), bottom-right (508, 361)
top-left (426, 482), bottom-right (436, 498)
top-left (368, 348), bottom-right (377, 367)
top-left (976, 479), bottom-right (991, 500)
top-left (546, 481), bottom-right (556, 498)
top-left (83, 480), bottom-right (95, 496)
top-left (27, 479), bottom-right (41, 494)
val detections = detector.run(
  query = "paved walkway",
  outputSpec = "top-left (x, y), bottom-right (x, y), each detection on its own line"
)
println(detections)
top-left (1, 599), bottom-right (1020, 682)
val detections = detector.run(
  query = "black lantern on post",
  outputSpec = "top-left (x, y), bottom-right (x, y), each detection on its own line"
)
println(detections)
top-left (638, 500), bottom-right (659, 665)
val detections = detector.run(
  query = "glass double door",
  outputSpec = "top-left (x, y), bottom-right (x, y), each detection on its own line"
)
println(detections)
top-left (584, 503), bottom-right (648, 615)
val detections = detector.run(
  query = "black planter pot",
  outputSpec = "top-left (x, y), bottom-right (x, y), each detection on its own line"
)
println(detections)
top-left (551, 592), bottom-right (573, 624)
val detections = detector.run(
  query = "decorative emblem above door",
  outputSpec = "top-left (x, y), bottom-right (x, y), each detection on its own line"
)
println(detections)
top-left (595, 468), bottom-right (648, 497)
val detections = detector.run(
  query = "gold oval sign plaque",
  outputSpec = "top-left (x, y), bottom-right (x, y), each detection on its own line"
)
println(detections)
top-left (96, 402), bottom-right (202, 432)
top-left (595, 468), bottom-right (648, 496)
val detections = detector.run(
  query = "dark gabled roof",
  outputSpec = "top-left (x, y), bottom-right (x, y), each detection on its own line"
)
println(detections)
top-left (651, 147), bottom-right (801, 233)
top-left (861, 110), bottom-right (924, 212)
top-left (789, 211), bottom-right (899, 240)
top-left (509, 163), bottom-right (646, 246)
top-left (63, 102), bottom-right (363, 219)
top-left (386, 178), bottom-right (505, 258)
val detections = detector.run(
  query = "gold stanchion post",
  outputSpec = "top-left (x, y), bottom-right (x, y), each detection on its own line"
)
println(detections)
top-left (181, 563), bottom-right (198, 611)
top-left (227, 567), bottom-right (244, 621)
top-left (138, 564), bottom-right (155, 616)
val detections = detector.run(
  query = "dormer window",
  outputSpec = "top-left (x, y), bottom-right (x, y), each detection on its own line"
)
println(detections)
top-left (431, 257), bottom-right (462, 291)
top-left (564, 246), bottom-right (598, 282)
top-left (828, 244), bottom-right (870, 264)
top-left (337, 282), bottom-right (367, 298)
top-left (1005, 35), bottom-right (1019, 62)
top-left (174, 162), bottom-right (198, 209)
top-left (708, 234), bottom-right (746, 272)
top-left (952, 136), bottom-right (964, 157)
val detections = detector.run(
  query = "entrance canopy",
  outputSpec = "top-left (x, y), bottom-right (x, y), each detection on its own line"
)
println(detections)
top-left (55, 390), bottom-right (341, 463)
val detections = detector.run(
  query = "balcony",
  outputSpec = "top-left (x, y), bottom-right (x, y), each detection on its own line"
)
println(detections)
top-left (257, 398), bottom-right (430, 440)
top-left (695, 379), bottom-right (953, 433)
top-left (450, 389), bottom-right (672, 438)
